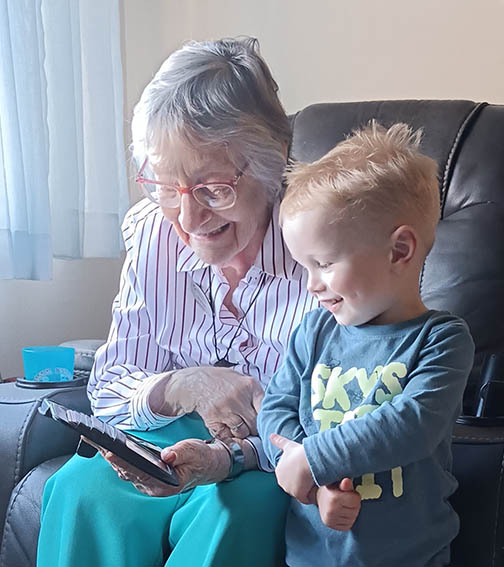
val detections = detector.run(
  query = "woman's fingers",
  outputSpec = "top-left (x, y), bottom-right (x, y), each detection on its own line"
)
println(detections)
top-left (160, 438), bottom-right (230, 488)
top-left (207, 422), bottom-right (233, 440)
top-left (172, 367), bottom-right (262, 437)
top-left (103, 451), bottom-right (139, 482)
top-left (249, 380), bottom-right (265, 431)
top-left (101, 450), bottom-right (181, 497)
top-left (229, 418), bottom-right (250, 438)
top-left (231, 378), bottom-right (263, 436)
top-left (206, 417), bottom-right (250, 440)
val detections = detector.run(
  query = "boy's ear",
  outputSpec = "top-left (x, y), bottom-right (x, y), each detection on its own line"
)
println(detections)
top-left (389, 225), bottom-right (417, 268)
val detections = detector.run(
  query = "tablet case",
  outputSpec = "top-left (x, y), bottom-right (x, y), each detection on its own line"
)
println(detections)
top-left (39, 399), bottom-right (179, 486)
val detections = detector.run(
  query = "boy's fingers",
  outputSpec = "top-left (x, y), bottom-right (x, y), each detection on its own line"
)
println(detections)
top-left (269, 433), bottom-right (293, 451)
top-left (338, 477), bottom-right (354, 491)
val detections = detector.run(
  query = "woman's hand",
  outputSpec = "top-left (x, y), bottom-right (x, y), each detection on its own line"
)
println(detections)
top-left (101, 437), bottom-right (231, 497)
top-left (269, 433), bottom-right (315, 504)
top-left (152, 366), bottom-right (264, 440)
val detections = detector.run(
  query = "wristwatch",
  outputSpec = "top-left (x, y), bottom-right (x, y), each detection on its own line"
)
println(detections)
top-left (206, 438), bottom-right (245, 481)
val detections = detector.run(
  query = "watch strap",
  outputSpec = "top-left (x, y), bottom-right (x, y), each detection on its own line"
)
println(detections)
top-left (206, 438), bottom-right (245, 481)
top-left (222, 440), bottom-right (245, 480)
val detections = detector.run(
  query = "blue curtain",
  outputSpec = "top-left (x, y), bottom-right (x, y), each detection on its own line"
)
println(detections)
top-left (0, 0), bottom-right (129, 280)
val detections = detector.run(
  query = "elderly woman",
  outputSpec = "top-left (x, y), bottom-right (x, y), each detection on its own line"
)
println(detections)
top-left (37, 37), bottom-right (360, 567)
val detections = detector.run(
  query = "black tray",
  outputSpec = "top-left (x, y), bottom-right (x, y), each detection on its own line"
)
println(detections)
top-left (16, 377), bottom-right (88, 389)
top-left (456, 415), bottom-right (504, 427)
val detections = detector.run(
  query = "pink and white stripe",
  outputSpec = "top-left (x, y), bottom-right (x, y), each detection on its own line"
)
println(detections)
top-left (88, 199), bottom-right (318, 430)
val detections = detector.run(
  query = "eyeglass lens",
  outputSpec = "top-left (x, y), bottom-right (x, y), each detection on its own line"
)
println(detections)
top-left (143, 183), bottom-right (235, 210)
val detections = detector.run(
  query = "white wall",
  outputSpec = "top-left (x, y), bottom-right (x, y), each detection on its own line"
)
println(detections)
top-left (1, 0), bottom-right (502, 379)
top-left (0, 258), bottom-right (122, 379)
top-left (121, 1), bottom-right (193, 201)
top-left (182, 0), bottom-right (504, 111)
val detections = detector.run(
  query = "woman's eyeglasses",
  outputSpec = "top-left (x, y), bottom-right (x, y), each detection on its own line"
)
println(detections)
top-left (135, 158), bottom-right (246, 211)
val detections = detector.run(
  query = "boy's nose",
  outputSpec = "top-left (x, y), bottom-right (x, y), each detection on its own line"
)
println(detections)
top-left (307, 273), bottom-right (325, 295)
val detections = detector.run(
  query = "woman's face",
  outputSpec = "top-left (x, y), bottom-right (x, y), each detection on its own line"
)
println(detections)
top-left (151, 141), bottom-right (273, 268)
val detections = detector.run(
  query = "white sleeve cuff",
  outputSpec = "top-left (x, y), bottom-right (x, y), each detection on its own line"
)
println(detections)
top-left (130, 371), bottom-right (182, 430)
top-left (244, 436), bottom-right (275, 472)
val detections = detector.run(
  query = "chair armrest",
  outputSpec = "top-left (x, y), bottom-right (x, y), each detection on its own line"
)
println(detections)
top-left (451, 422), bottom-right (504, 567)
top-left (0, 382), bottom-right (91, 538)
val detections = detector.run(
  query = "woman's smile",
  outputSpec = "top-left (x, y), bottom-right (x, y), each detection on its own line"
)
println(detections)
top-left (190, 223), bottom-right (231, 240)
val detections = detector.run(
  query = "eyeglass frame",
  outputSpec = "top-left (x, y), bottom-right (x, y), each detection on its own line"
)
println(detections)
top-left (135, 158), bottom-right (247, 211)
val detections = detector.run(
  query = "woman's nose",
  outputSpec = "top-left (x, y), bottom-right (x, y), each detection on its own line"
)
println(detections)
top-left (178, 192), bottom-right (212, 233)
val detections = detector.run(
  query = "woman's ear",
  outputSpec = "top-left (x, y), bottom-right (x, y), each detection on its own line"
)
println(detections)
top-left (389, 225), bottom-right (417, 270)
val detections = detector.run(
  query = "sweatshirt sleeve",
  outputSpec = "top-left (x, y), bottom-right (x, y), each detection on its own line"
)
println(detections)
top-left (258, 313), bottom-right (314, 467)
top-left (303, 319), bottom-right (475, 486)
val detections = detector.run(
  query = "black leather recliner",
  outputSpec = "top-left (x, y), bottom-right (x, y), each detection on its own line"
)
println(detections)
top-left (1, 100), bottom-right (503, 567)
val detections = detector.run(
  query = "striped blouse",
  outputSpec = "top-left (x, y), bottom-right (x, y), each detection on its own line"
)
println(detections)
top-left (88, 198), bottom-right (318, 432)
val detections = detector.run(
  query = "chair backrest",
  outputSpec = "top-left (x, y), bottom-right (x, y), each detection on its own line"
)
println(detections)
top-left (289, 100), bottom-right (504, 415)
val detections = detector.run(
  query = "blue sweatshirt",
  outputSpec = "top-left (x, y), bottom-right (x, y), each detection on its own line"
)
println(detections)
top-left (258, 309), bottom-right (474, 567)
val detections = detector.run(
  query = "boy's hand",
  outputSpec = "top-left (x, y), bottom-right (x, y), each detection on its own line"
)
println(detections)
top-left (307, 478), bottom-right (361, 531)
top-left (270, 433), bottom-right (315, 504)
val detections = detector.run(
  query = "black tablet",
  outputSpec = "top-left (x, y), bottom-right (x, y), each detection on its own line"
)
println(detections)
top-left (39, 399), bottom-right (179, 486)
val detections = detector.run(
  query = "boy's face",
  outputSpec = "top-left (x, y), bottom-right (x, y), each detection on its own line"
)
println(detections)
top-left (282, 207), bottom-right (400, 326)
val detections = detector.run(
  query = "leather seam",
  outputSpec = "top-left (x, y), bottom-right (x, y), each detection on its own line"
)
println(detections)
top-left (452, 436), bottom-right (504, 442)
top-left (439, 101), bottom-right (488, 217)
top-left (419, 101), bottom-right (487, 297)
top-left (0, 466), bottom-right (38, 567)
top-left (491, 452), bottom-right (504, 566)
top-left (8, 389), bottom-right (78, 498)
top-left (12, 404), bottom-right (38, 492)
top-left (287, 110), bottom-right (300, 162)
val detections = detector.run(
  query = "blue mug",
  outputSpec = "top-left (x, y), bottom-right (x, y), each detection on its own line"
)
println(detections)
top-left (22, 346), bottom-right (75, 382)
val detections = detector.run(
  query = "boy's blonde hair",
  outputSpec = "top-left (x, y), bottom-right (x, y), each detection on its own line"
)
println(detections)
top-left (280, 121), bottom-right (440, 251)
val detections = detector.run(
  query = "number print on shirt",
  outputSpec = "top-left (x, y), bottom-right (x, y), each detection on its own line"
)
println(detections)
top-left (311, 362), bottom-right (407, 500)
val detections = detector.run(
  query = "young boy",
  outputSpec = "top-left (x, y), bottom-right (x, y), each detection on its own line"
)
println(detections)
top-left (257, 122), bottom-right (475, 567)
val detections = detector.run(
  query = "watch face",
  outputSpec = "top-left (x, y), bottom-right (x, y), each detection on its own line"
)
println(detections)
top-left (125, 437), bottom-right (167, 470)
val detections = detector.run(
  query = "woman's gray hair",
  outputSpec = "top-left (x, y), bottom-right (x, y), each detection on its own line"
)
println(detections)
top-left (131, 37), bottom-right (290, 202)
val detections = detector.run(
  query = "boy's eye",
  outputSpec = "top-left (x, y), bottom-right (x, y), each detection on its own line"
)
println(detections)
top-left (316, 261), bottom-right (332, 270)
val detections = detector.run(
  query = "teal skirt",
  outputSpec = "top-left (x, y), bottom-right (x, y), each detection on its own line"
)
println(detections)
top-left (37, 414), bottom-right (289, 567)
